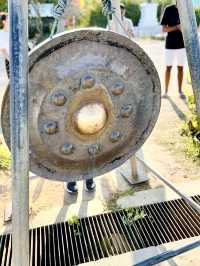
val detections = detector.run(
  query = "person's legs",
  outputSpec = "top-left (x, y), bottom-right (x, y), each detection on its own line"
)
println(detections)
top-left (163, 49), bottom-right (174, 97)
top-left (177, 66), bottom-right (184, 93)
top-left (164, 66), bottom-right (172, 96)
top-left (176, 48), bottom-right (186, 98)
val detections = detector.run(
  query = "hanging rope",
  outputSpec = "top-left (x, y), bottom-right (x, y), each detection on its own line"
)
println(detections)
top-left (50, 0), bottom-right (68, 38)
top-left (101, 0), bottom-right (115, 18)
top-left (101, 0), bottom-right (130, 38)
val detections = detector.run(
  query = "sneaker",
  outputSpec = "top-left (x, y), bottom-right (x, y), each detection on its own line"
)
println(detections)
top-left (179, 92), bottom-right (186, 100)
top-left (85, 179), bottom-right (96, 192)
top-left (162, 93), bottom-right (168, 99)
top-left (64, 182), bottom-right (78, 194)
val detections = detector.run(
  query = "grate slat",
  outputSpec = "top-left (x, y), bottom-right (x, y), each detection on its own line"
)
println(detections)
top-left (119, 210), bottom-right (146, 248)
top-left (66, 222), bottom-right (76, 265)
top-left (167, 201), bottom-right (195, 238)
top-left (92, 215), bottom-right (110, 257)
top-left (107, 212), bottom-right (131, 253)
top-left (138, 206), bottom-right (162, 246)
top-left (62, 222), bottom-right (71, 266)
top-left (1, 196), bottom-right (200, 266)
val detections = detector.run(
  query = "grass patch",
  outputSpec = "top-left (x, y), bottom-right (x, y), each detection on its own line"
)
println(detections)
top-left (180, 84), bottom-right (200, 161)
top-left (104, 187), bottom-right (135, 211)
top-left (0, 145), bottom-right (11, 170)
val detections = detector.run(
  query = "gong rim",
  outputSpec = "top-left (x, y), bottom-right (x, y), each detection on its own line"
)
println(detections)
top-left (1, 28), bottom-right (161, 181)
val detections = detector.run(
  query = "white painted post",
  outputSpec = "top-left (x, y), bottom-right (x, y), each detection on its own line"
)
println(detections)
top-left (110, 0), bottom-right (123, 34)
top-left (109, 0), bottom-right (148, 184)
top-left (9, 0), bottom-right (30, 263)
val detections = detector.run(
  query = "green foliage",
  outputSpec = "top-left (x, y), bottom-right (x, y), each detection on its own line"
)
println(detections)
top-left (195, 8), bottom-right (200, 26)
top-left (88, 2), bottom-right (107, 27)
top-left (184, 136), bottom-right (200, 161)
top-left (29, 18), bottom-right (40, 39)
top-left (122, 207), bottom-right (146, 226)
top-left (0, 145), bottom-right (11, 170)
top-left (29, 17), bottom-right (54, 42)
top-left (78, 0), bottom-right (141, 28)
top-left (0, 0), bottom-right (7, 12)
top-left (78, 0), bottom-right (107, 28)
top-left (122, 0), bottom-right (141, 26)
top-left (68, 215), bottom-right (80, 226)
top-left (68, 215), bottom-right (81, 236)
top-left (181, 85), bottom-right (200, 161)
top-left (104, 187), bottom-right (135, 211)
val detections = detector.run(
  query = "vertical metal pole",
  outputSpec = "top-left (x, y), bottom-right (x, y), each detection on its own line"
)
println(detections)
top-left (177, 0), bottom-right (200, 120)
top-left (111, 0), bottom-right (124, 35)
top-left (109, 0), bottom-right (148, 184)
top-left (9, 0), bottom-right (29, 264)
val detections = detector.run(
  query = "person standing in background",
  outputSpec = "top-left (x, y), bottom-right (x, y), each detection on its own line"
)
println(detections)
top-left (120, 3), bottom-right (134, 38)
top-left (161, 2), bottom-right (186, 99)
top-left (0, 14), bottom-right (9, 145)
top-left (0, 14), bottom-right (9, 78)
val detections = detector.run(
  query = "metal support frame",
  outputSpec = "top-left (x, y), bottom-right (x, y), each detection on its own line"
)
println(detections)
top-left (136, 156), bottom-right (200, 213)
top-left (6, 0), bottom-right (200, 265)
top-left (134, 239), bottom-right (200, 266)
top-left (177, 0), bottom-right (200, 120)
top-left (109, 0), bottom-right (148, 185)
top-left (9, 0), bottom-right (29, 264)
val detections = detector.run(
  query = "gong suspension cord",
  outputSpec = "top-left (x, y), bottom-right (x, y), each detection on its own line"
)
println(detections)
top-left (50, 0), bottom-right (68, 38)
top-left (101, 0), bottom-right (130, 38)
top-left (135, 155), bottom-right (200, 214)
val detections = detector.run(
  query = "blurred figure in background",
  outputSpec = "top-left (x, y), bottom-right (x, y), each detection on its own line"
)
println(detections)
top-left (0, 14), bottom-right (9, 78)
top-left (160, 2), bottom-right (186, 99)
top-left (120, 3), bottom-right (134, 39)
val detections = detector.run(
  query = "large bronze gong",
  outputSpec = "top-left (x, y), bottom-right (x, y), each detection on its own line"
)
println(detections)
top-left (1, 28), bottom-right (161, 181)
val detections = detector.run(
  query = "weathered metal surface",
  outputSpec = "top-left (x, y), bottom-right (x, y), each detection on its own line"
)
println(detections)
top-left (177, 0), bottom-right (200, 121)
top-left (9, 0), bottom-right (29, 263)
top-left (1, 29), bottom-right (161, 181)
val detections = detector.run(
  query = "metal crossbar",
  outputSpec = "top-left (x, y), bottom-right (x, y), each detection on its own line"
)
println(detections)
top-left (8, 0), bottom-right (200, 265)
top-left (135, 156), bottom-right (200, 214)
top-left (134, 239), bottom-right (200, 266)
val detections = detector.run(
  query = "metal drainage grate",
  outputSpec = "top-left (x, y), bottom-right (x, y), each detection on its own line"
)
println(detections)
top-left (1, 195), bottom-right (200, 266)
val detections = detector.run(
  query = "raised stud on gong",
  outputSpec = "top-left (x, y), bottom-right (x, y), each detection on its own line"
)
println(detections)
top-left (110, 131), bottom-right (122, 143)
top-left (44, 121), bottom-right (58, 135)
top-left (81, 75), bottom-right (95, 89)
top-left (88, 144), bottom-right (101, 156)
top-left (111, 81), bottom-right (125, 96)
top-left (121, 104), bottom-right (133, 118)
top-left (61, 143), bottom-right (74, 155)
top-left (51, 91), bottom-right (66, 106)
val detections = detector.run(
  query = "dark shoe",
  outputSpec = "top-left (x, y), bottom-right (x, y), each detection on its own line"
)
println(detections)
top-left (179, 92), bottom-right (186, 100)
top-left (64, 182), bottom-right (78, 194)
top-left (85, 179), bottom-right (96, 192)
top-left (162, 93), bottom-right (168, 99)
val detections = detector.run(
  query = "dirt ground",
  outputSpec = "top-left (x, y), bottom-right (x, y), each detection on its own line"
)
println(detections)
top-left (0, 39), bottom-right (200, 231)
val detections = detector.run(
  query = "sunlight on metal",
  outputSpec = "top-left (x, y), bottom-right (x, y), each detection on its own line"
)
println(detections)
top-left (134, 239), bottom-right (200, 266)
top-left (177, 0), bottom-right (200, 121)
top-left (9, 0), bottom-right (29, 264)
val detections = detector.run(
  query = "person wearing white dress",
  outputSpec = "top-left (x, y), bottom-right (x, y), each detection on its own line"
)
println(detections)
top-left (120, 3), bottom-right (134, 39)
top-left (0, 14), bottom-right (9, 77)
